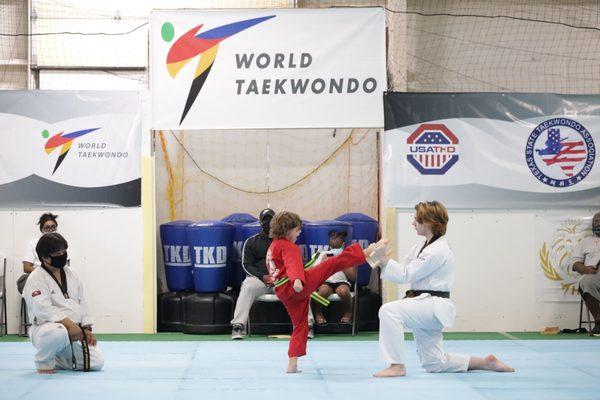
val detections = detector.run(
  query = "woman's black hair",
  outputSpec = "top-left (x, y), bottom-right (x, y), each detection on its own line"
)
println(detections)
top-left (37, 213), bottom-right (58, 232)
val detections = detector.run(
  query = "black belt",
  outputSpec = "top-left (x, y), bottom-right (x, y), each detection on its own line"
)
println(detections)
top-left (405, 290), bottom-right (450, 299)
top-left (70, 324), bottom-right (91, 372)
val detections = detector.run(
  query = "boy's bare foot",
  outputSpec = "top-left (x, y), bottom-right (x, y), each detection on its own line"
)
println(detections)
top-left (315, 315), bottom-right (327, 325)
top-left (340, 314), bottom-right (352, 324)
top-left (287, 357), bottom-right (301, 374)
top-left (37, 369), bottom-right (56, 374)
top-left (483, 354), bottom-right (515, 372)
top-left (373, 364), bottom-right (406, 377)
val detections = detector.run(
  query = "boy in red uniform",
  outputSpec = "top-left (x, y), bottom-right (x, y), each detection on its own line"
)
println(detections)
top-left (266, 211), bottom-right (376, 373)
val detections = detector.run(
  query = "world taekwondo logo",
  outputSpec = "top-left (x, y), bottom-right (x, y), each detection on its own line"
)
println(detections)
top-left (161, 16), bottom-right (276, 125)
top-left (42, 128), bottom-right (100, 174)
top-left (406, 124), bottom-right (459, 175)
top-left (525, 118), bottom-right (595, 187)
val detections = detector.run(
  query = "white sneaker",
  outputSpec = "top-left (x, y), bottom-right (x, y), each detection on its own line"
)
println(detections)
top-left (231, 324), bottom-right (245, 340)
top-left (308, 325), bottom-right (314, 339)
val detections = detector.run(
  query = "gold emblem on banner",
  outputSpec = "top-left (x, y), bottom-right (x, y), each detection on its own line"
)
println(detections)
top-left (539, 220), bottom-right (590, 295)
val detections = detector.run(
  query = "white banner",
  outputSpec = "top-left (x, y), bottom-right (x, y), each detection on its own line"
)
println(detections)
top-left (535, 214), bottom-right (593, 302)
top-left (383, 116), bottom-right (600, 207)
top-left (0, 113), bottom-right (140, 188)
top-left (150, 8), bottom-right (386, 129)
top-left (0, 91), bottom-right (141, 207)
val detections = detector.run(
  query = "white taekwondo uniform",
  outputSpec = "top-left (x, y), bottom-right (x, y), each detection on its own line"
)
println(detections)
top-left (378, 236), bottom-right (470, 372)
top-left (22, 266), bottom-right (104, 371)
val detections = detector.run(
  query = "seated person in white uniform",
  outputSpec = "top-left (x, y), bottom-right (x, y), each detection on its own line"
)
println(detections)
top-left (571, 211), bottom-right (600, 336)
top-left (17, 212), bottom-right (59, 294)
top-left (367, 201), bottom-right (514, 378)
top-left (312, 230), bottom-right (357, 325)
top-left (23, 232), bottom-right (104, 374)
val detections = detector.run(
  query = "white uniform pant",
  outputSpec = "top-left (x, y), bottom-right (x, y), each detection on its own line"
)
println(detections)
top-left (31, 323), bottom-right (104, 371)
top-left (231, 276), bottom-right (313, 326)
top-left (378, 297), bottom-right (469, 373)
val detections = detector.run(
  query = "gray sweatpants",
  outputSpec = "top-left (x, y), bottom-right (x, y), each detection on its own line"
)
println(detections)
top-left (231, 276), bottom-right (313, 326)
top-left (580, 273), bottom-right (600, 302)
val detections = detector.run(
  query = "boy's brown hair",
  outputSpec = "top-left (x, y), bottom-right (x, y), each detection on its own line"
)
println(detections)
top-left (270, 211), bottom-right (302, 239)
top-left (414, 201), bottom-right (449, 236)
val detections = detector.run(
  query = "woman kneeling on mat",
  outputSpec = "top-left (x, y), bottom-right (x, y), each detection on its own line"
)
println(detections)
top-left (266, 211), bottom-right (378, 373)
top-left (367, 201), bottom-right (514, 378)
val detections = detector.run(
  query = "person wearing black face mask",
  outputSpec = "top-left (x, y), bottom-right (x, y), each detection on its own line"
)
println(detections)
top-left (22, 233), bottom-right (104, 373)
top-left (230, 208), bottom-right (276, 339)
top-left (571, 212), bottom-right (600, 336)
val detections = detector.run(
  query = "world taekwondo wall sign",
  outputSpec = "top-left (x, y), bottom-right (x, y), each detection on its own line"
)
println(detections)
top-left (150, 8), bottom-right (386, 129)
top-left (0, 91), bottom-right (142, 208)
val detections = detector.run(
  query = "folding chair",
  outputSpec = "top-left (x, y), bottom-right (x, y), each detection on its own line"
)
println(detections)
top-left (579, 296), bottom-right (594, 336)
top-left (324, 279), bottom-right (359, 336)
top-left (247, 293), bottom-right (293, 336)
top-left (19, 298), bottom-right (31, 337)
top-left (0, 257), bottom-right (7, 336)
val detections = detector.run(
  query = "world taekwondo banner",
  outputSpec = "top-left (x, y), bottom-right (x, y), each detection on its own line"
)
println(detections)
top-left (150, 8), bottom-right (386, 129)
top-left (0, 91), bottom-right (141, 207)
top-left (383, 93), bottom-right (600, 208)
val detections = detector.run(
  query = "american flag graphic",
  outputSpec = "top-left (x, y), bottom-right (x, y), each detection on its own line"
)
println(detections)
top-left (537, 128), bottom-right (586, 177)
top-left (414, 131), bottom-right (452, 168)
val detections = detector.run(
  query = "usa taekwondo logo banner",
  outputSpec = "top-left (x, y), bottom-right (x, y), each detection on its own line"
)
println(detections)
top-left (0, 91), bottom-right (141, 207)
top-left (406, 124), bottom-right (459, 175)
top-left (383, 93), bottom-right (600, 208)
top-left (151, 8), bottom-right (386, 129)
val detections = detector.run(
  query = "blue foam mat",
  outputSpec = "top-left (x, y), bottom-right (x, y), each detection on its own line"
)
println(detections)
top-left (1, 340), bottom-right (599, 400)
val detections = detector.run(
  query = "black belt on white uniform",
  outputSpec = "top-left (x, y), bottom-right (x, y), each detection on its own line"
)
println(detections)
top-left (404, 290), bottom-right (450, 299)
top-left (70, 324), bottom-right (91, 372)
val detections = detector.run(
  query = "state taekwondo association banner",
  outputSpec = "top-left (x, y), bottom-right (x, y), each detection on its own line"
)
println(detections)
top-left (151, 8), bottom-right (386, 129)
top-left (383, 93), bottom-right (600, 208)
top-left (0, 91), bottom-right (141, 207)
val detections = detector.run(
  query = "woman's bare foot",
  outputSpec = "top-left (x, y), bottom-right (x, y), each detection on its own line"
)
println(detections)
top-left (37, 369), bottom-right (56, 374)
top-left (373, 364), bottom-right (406, 377)
top-left (287, 357), bottom-right (301, 374)
top-left (315, 315), bottom-right (327, 325)
top-left (483, 354), bottom-right (515, 372)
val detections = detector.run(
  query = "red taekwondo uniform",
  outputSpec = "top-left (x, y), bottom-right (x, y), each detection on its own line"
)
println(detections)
top-left (266, 239), bottom-right (365, 357)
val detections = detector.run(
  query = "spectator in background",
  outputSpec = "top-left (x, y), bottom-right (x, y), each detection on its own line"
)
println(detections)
top-left (312, 230), bottom-right (357, 325)
top-left (230, 208), bottom-right (276, 339)
top-left (230, 208), bottom-right (315, 340)
top-left (571, 211), bottom-right (600, 336)
top-left (17, 213), bottom-right (59, 294)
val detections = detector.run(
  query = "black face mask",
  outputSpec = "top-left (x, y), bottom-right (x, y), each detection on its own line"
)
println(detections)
top-left (261, 220), bottom-right (271, 234)
top-left (593, 225), bottom-right (600, 235)
top-left (49, 252), bottom-right (68, 269)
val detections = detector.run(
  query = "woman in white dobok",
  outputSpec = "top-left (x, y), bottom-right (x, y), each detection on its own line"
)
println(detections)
top-left (368, 201), bottom-right (514, 378)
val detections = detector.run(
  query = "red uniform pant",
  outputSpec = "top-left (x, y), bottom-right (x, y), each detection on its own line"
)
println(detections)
top-left (275, 244), bottom-right (366, 358)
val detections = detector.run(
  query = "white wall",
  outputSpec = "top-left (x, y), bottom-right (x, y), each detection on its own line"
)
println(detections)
top-left (0, 208), bottom-right (143, 334)
top-left (394, 210), bottom-right (593, 332)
